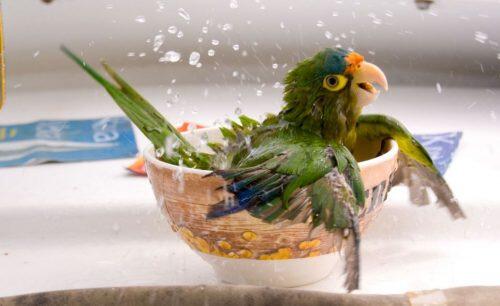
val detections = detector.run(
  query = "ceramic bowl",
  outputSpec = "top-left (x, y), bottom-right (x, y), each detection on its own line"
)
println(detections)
top-left (144, 127), bottom-right (399, 287)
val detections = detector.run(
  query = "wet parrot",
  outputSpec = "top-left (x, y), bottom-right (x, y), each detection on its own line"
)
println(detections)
top-left (62, 46), bottom-right (465, 291)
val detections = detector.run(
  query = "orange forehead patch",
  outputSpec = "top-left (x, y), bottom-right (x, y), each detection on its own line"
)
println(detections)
top-left (344, 52), bottom-right (364, 74)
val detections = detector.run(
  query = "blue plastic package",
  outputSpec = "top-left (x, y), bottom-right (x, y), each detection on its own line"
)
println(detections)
top-left (0, 116), bottom-right (138, 167)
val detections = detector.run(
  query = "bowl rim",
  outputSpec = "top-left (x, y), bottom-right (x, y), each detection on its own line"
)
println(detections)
top-left (143, 126), bottom-right (399, 176)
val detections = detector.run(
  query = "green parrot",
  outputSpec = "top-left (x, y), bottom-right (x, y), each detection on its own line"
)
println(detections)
top-left (62, 46), bottom-right (464, 291)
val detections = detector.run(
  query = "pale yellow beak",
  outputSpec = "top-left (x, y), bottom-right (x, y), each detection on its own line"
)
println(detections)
top-left (350, 62), bottom-right (388, 107)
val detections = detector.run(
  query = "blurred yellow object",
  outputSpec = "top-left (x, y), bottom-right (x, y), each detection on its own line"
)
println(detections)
top-left (0, 3), bottom-right (4, 110)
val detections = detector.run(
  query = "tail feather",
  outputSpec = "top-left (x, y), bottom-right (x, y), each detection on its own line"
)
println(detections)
top-left (61, 46), bottom-right (209, 168)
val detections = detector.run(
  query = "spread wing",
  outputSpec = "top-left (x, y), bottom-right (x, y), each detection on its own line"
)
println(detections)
top-left (356, 114), bottom-right (465, 219)
top-left (207, 128), bottom-right (364, 291)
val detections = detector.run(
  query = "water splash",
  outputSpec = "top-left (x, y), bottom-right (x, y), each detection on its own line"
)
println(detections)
top-left (316, 20), bottom-right (325, 27)
top-left (159, 51), bottom-right (181, 63)
top-left (222, 23), bottom-right (233, 31)
top-left (229, 0), bottom-right (239, 9)
top-left (135, 15), bottom-right (146, 23)
top-left (324, 31), bottom-right (333, 39)
top-left (208, 49), bottom-right (215, 56)
top-left (211, 39), bottom-right (220, 46)
top-left (153, 34), bottom-right (165, 52)
top-left (232, 44), bottom-right (240, 51)
top-left (177, 8), bottom-right (191, 22)
top-left (436, 83), bottom-right (442, 94)
top-left (168, 26), bottom-right (178, 34)
top-left (474, 31), bottom-right (488, 44)
top-left (189, 52), bottom-right (201, 65)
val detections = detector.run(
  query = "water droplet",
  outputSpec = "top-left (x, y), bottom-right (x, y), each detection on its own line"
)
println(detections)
top-left (211, 39), bottom-right (220, 46)
top-left (316, 20), bottom-right (325, 27)
top-left (241, 50), bottom-right (248, 57)
top-left (159, 51), bottom-right (181, 63)
top-left (33, 51), bottom-right (40, 58)
top-left (189, 51), bottom-right (201, 65)
top-left (332, 11), bottom-right (338, 17)
top-left (491, 111), bottom-right (497, 120)
top-left (196, 63), bottom-right (202, 68)
top-left (272, 63), bottom-right (278, 69)
top-left (372, 18), bottom-right (382, 25)
top-left (324, 31), bottom-right (333, 39)
top-left (474, 31), bottom-right (488, 44)
top-left (202, 26), bottom-right (208, 34)
top-left (273, 82), bottom-right (282, 88)
top-left (155, 147), bottom-right (165, 158)
top-left (168, 26), bottom-right (178, 34)
top-left (230, 0), bottom-right (239, 9)
top-left (105, 3), bottom-right (113, 9)
top-left (232, 70), bottom-right (239, 77)
top-left (497, 53), bottom-right (500, 60)
top-left (279, 21), bottom-right (285, 29)
top-left (177, 8), bottom-right (191, 22)
top-left (135, 15), bottom-right (146, 23)
top-left (177, 31), bottom-right (184, 38)
top-left (436, 83), bottom-right (442, 93)
top-left (256, 90), bottom-right (263, 96)
top-left (139, 52), bottom-right (146, 57)
top-left (127, 52), bottom-right (136, 57)
top-left (166, 100), bottom-right (173, 108)
top-left (222, 23), bottom-right (233, 31)
top-left (198, 37), bottom-right (203, 43)
top-left (208, 49), bottom-right (215, 56)
top-left (153, 34), bottom-right (165, 52)
top-left (232, 44), bottom-right (240, 51)
top-left (234, 107), bottom-right (242, 115)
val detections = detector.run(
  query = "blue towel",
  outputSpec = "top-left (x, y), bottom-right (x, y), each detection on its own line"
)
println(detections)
top-left (0, 117), bottom-right (138, 167)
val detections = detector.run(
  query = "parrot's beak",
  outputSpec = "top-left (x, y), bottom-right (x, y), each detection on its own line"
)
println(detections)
top-left (350, 62), bottom-right (388, 107)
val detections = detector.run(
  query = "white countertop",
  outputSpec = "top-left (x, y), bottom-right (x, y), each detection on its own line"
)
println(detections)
top-left (1, 82), bottom-right (499, 297)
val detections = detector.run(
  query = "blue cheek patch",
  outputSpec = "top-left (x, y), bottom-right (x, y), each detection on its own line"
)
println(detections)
top-left (0, 116), bottom-right (138, 167)
top-left (414, 131), bottom-right (462, 175)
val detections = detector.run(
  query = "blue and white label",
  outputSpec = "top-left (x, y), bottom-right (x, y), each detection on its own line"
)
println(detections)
top-left (0, 117), bottom-right (138, 167)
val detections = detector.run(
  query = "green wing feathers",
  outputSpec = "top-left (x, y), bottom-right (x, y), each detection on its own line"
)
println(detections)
top-left (356, 114), bottom-right (465, 219)
top-left (61, 46), bottom-right (211, 169)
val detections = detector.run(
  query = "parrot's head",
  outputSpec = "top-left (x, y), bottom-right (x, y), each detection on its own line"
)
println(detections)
top-left (281, 48), bottom-right (388, 142)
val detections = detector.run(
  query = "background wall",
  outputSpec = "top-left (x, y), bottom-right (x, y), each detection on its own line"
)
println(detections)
top-left (2, 0), bottom-right (500, 91)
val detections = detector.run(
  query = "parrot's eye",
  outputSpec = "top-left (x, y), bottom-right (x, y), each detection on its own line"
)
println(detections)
top-left (323, 74), bottom-right (348, 92)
